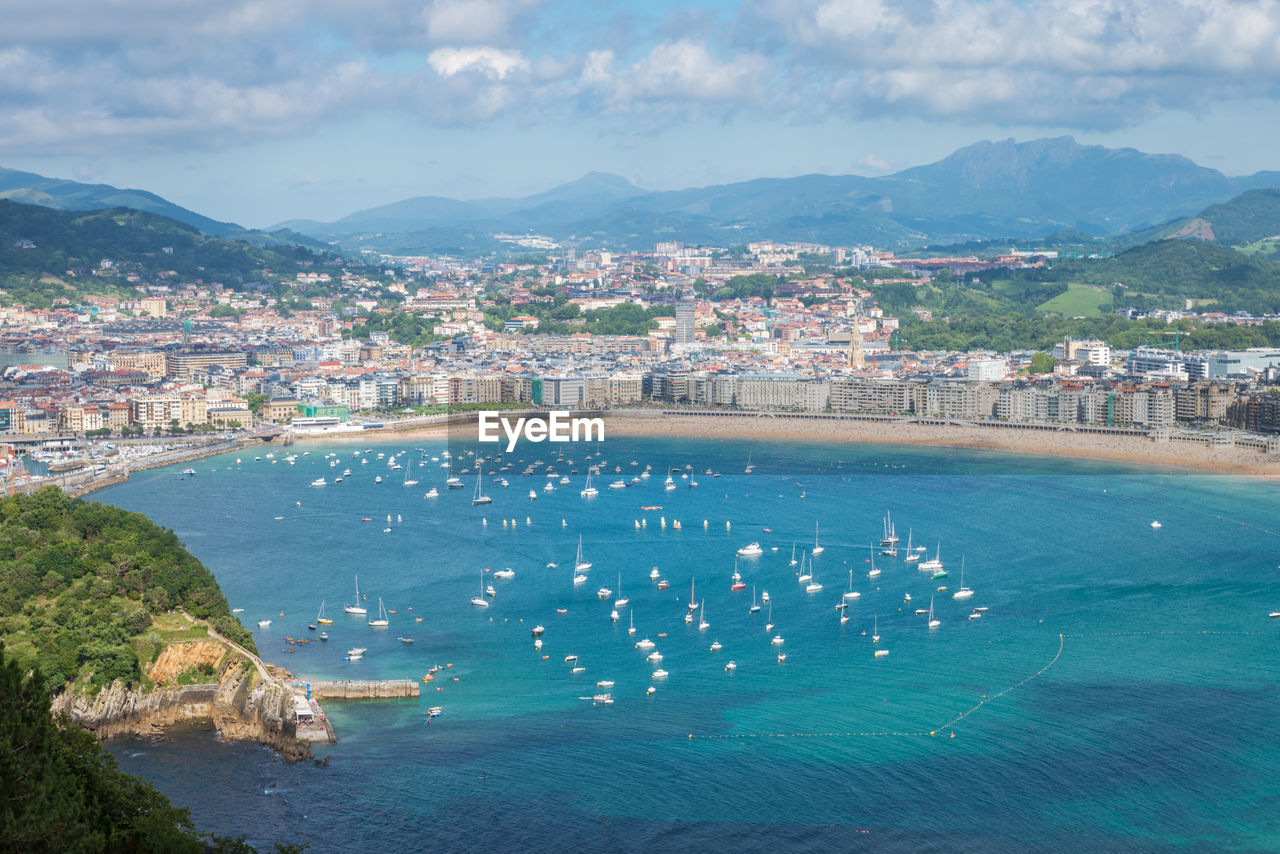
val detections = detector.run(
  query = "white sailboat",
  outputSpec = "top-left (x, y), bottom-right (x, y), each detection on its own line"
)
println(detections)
top-left (920, 542), bottom-right (943, 573)
top-left (580, 470), bottom-right (598, 498)
top-left (614, 573), bottom-right (630, 608)
top-left (688, 577), bottom-right (699, 612)
top-left (472, 471), bottom-right (492, 505)
top-left (368, 597), bottom-right (389, 627)
top-left (765, 599), bottom-right (774, 633)
top-left (903, 528), bottom-right (920, 563)
top-left (789, 542), bottom-right (798, 567)
top-left (872, 615), bottom-right (880, 643)
top-left (316, 599), bottom-right (333, 625)
top-left (698, 600), bottom-right (709, 631)
top-left (344, 576), bottom-right (367, 615)
top-left (927, 596), bottom-right (940, 629)
top-left (843, 570), bottom-right (860, 600)
top-left (749, 585), bottom-right (761, 613)
top-left (575, 535), bottom-right (592, 572)
top-left (953, 557), bottom-right (974, 599)
top-left (628, 611), bottom-right (636, 635)
top-left (471, 570), bottom-right (490, 607)
top-left (811, 522), bottom-right (824, 555)
top-left (867, 547), bottom-right (881, 579)
top-left (880, 512), bottom-right (898, 546)
top-left (797, 552), bottom-right (812, 584)
top-left (402, 462), bottom-right (418, 488)
top-left (804, 561), bottom-right (822, 593)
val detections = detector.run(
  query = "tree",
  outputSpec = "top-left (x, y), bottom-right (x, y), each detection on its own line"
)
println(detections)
top-left (245, 393), bottom-right (268, 415)
top-left (1030, 352), bottom-right (1056, 374)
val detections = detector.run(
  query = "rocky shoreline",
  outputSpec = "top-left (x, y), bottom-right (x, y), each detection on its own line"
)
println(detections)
top-left (52, 660), bottom-right (312, 763)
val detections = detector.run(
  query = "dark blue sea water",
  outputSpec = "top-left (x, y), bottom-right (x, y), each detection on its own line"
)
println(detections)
top-left (99, 437), bottom-right (1280, 852)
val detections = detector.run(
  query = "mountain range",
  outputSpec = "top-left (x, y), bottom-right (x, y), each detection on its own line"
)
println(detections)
top-left (5, 137), bottom-right (1280, 254)
top-left (265, 137), bottom-right (1280, 252)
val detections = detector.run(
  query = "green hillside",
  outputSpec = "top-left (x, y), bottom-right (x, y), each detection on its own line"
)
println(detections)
top-left (0, 199), bottom-right (336, 306)
top-left (0, 487), bottom-right (255, 694)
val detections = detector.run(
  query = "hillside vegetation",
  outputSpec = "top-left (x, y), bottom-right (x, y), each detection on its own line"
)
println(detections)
top-left (0, 199), bottom-right (334, 307)
top-left (0, 487), bottom-right (255, 694)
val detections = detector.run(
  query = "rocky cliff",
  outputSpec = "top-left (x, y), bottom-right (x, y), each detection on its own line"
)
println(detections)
top-left (51, 659), bottom-right (312, 763)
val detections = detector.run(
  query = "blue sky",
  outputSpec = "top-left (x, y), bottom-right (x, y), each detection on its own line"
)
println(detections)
top-left (3, 0), bottom-right (1280, 228)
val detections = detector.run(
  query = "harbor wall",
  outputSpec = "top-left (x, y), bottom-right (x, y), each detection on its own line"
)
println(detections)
top-left (309, 680), bottom-right (420, 699)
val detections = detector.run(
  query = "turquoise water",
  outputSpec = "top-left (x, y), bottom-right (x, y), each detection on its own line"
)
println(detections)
top-left (100, 437), bottom-right (1280, 852)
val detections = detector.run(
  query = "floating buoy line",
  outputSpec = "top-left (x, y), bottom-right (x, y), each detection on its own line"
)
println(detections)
top-left (689, 633), bottom-right (1067, 742)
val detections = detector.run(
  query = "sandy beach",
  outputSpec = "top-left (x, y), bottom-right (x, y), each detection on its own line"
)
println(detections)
top-left (286, 411), bottom-right (1280, 476)
top-left (606, 413), bottom-right (1280, 476)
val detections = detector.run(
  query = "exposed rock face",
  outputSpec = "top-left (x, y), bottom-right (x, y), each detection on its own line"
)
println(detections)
top-left (51, 660), bottom-right (312, 763)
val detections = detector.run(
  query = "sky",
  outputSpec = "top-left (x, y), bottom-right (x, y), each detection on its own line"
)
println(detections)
top-left (4, 0), bottom-right (1280, 228)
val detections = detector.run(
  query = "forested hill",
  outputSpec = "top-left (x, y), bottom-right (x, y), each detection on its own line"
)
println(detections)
top-left (0, 486), bottom-right (254, 693)
top-left (0, 199), bottom-right (336, 302)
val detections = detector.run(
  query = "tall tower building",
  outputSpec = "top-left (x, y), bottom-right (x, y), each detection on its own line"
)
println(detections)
top-left (848, 324), bottom-right (865, 368)
top-left (675, 301), bottom-right (696, 345)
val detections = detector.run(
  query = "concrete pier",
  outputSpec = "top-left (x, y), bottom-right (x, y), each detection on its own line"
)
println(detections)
top-left (309, 680), bottom-right (420, 700)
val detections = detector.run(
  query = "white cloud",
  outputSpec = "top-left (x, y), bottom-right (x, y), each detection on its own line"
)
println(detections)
top-left (428, 46), bottom-right (530, 79)
top-left (756, 0), bottom-right (1280, 126)
top-left (423, 0), bottom-right (539, 43)
top-left (579, 40), bottom-right (772, 117)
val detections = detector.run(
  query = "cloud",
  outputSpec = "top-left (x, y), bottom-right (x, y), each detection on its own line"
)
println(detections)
top-left (428, 46), bottom-right (530, 79)
top-left (423, 0), bottom-right (540, 43)
top-left (5, 0), bottom-right (1280, 156)
top-left (578, 40), bottom-right (772, 119)
top-left (752, 0), bottom-right (1280, 127)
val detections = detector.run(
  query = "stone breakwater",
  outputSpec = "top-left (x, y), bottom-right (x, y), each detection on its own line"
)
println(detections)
top-left (51, 661), bottom-right (313, 763)
top-left (309, 679), bottom-right (420, 699)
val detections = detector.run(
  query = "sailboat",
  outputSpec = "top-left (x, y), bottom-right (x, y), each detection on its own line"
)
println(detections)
top-left (344, 576), bottom-right (367, 615)
top-left (927, 596), bottom-right (940, 629)
top-left (872, 615), bottom-right (881, 643)
top-left (471, 570), bottom-right (490, 607)
top-left (880, 512), bottom-right (898, 546)
top-left (368, 597), bottom-right (389, 627)
top-left (402, 461), bottom-right (418, 488)
top-left (789, 542), bottom-right (798, 567)
top-left (316, 599), bottom-right (333, 625)
top-left (698, 600), bottom-right (710, 631)
top-left (765, 599), bottom-right (774, 633)
top-left (628, 611), bottom-right (636, 635)
top-left (749, 585), bottom-right (761, 613)
top-left (867, 547), bottom-right (881, 579)
top-left (804, 561), bottom-right (823, 593)
top-left (797, 552), bottom-right (812, 584)
top-left (688, 577), bottom-right (699, 611)
top-left (730, 558), bottom-right (746, 591)
top-left (920, 542), bottom-right (943, 573)
top-left (843, 570), bottom-right (860, 600)
top-left (575, 536), bottom-right (592, 572)
top-left (580, 470), bottom-right (598, 498)
top-left (952, 557), bottom-right (973, 600)
top-left (445, 457), bottom-right (464, 489)
top-left (472, 471), bottom-right (492, 505)
top-left (903, 529), bottom-right (920, 563)
top-left (811, 522), bottom-right (824, 555)
top-left (614, 573), bottom-right (630, 608)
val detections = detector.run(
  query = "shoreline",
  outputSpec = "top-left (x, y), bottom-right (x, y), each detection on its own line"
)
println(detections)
top-left (291, 412), bottom-right (1280, 476)
top-left (606, 413), bottom-right (1280, 476)
top-left (56, 411), bottom-right (1280, 493)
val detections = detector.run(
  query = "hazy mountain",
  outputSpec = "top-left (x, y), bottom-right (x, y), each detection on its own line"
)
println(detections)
top-left (0, 166), bottom-right (329, 250)
top-left (0, 167), bottom-right (242, 237)
top-left (281, 138), bottom-right (1280, 251)
top-left (1125, 188), bottom-right (1280, 248)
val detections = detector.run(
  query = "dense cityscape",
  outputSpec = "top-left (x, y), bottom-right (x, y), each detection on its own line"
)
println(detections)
top-left (4, 237), bottom-right (1279, 488)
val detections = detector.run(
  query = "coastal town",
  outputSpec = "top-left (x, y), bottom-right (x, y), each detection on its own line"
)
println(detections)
top-left (3, 237), bottom-right (1280, 490)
